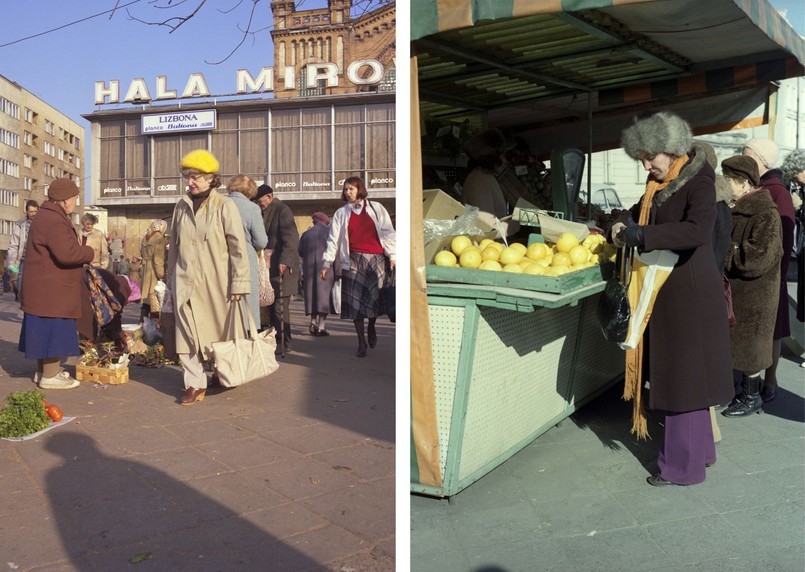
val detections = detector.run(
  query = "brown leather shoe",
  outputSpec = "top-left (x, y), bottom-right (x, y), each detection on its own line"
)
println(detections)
top-left (180, 388), bottom-right (206, 406)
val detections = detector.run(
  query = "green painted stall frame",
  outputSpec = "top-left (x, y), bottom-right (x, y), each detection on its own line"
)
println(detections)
top-left (412, 283), bottom-right (625, 498)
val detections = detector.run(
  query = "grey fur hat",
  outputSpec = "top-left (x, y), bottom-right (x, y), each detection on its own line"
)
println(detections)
top-left (621, 111), bottom-right (693, 159)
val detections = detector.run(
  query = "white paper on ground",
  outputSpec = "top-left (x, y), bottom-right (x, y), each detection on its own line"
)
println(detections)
top-left (1, 416), bottom-right (75, 442)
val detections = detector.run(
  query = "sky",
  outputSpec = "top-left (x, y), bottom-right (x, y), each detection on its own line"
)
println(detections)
top-left (0, 0), bottom-right (802, 192)
top-left (0, 0), bottom-right (332, 190)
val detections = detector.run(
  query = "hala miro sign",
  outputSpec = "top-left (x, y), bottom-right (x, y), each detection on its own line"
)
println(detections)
top-left (142, 110), bottom-right (216, 134)
top-left (95, 59), bottom-right (393, 105)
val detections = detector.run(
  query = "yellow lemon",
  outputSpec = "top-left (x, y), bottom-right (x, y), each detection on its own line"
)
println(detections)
top-left (499, 247), bottom-right (524, 265)
top-left (434, 250), bottom-right (457, 267)
top-left (481, 246), bottom-right (501, 262)
top-left (451, 235), bottom-right (473, 257)
top-left (510, 243), bottom-right (527, 256)
top-left (536, 257), bottom-right (552, 268)
top-left (503, 263), bottom-right (524, 273)
top-left (552, 265), bottom-right (571, 275)
top-left (479, 238), bottom-right (496, 251)
top-left (486, 241), bottom-right (504, 253)
top-left (589, 254), bottom-right (600, 264)
top-left (551, 252), bottom-right (572, 267)
top-left (568, 245), bottom-right (589, 265)
top-left (526, 242), bottom-right (548, 261)
top-left (459, 248), bottom-right (482, 268)
top-left (518, 259), bottom-right (533, 269)
top-left (555, 232), bottom-right (580, 253)
top-left (479, 260), bottom-right (503, 271)
top-left (523, 263), bottom-right (546, 275)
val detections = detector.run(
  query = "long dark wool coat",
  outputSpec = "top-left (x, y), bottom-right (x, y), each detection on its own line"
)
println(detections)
top-left (725, 188), bottom-right (783, 373)
top-left (629, 145), bottom-right (734, 412)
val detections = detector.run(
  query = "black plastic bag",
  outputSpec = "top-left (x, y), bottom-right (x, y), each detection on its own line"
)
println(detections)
top-left (596, 247), bottom-right (631, 343)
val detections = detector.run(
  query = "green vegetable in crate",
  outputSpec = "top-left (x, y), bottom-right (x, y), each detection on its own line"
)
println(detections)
top-left (0, 389), bottom-right (51, 438)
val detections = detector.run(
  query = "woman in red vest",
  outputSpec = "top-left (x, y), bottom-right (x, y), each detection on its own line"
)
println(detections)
top-left (320, 177), bottom-right (396, 357)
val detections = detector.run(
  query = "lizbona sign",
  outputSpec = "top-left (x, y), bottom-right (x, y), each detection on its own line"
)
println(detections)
top-left (95, 59), bottom-right (393, 105)
top-left (142, 110), bottom-right (216, 134)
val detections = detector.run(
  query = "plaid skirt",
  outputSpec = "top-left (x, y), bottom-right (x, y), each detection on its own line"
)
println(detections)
top-left (341, 252), bottom-right (389, 320)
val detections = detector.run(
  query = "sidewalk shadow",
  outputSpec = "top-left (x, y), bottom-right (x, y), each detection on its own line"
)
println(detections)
top-left (569, 383), bottom-right (664, 473)
top-left (43, 431), bottom-right (322, 571)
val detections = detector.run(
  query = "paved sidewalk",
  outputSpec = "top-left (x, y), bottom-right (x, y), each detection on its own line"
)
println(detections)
top-left (412, 289), bottom-right (805, 571)
top-left (0, 294), bottom-right (395, 571)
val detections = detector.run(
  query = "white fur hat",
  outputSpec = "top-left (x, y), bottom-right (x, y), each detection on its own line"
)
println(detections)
top-left (743, 138), bottom-right (779, 169)
top-left (621, 111), bottom-right (693, 160)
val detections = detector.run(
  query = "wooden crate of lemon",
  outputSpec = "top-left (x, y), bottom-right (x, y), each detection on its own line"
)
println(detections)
top-left (427, 232), bottom-right (615, 294)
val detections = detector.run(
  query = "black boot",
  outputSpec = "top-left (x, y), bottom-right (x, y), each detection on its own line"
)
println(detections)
top-left (722, 375), bottom-right (763, 417)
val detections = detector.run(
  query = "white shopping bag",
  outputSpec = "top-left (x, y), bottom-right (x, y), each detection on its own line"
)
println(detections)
top-left (618, 249), bottom-right (679, 350)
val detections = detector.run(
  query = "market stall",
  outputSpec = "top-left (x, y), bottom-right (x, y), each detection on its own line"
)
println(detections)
top-left (410, 0), bottom-right (805, 497)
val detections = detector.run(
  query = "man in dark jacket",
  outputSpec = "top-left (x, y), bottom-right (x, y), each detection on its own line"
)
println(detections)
top-left (254, 184), bottom-right (300, 353)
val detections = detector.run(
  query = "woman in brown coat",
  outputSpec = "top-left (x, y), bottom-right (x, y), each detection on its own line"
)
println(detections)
top-left (719, 156), bottom-right (783, 417)
top-left (18, 179), bottom-right (94, 389)
top-left (611, 111), bottom-right (733, 486)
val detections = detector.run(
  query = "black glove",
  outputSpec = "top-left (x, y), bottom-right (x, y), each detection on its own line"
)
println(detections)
top-left (618, 223), bottom-right (645, 249)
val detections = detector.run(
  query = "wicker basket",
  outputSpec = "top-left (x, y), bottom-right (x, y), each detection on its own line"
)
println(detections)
top-left (76, 364), bottom-right (129, 385)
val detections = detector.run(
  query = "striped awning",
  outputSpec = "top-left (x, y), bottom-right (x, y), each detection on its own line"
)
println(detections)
top-left (412, 0), bottom-right (804, 141)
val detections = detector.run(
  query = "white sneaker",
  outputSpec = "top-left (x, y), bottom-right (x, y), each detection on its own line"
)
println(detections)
top-left (39, 371), bottom-right (80, 390)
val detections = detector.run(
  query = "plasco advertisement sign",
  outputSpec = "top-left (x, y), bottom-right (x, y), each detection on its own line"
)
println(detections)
top-left (142, 110), bottom-right (216, 134)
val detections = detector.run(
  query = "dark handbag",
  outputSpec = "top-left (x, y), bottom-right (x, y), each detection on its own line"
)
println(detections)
top-left (384, 268), bottom-right (396, 323)
top-left (723, 274), bottom-right (736, 326)
top-left (596, 247), bottom-right (631, 343)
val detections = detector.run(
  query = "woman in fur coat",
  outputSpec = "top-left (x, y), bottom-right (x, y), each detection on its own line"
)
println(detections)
top-left (719, 156), bottom-right (783, 417)
top-left (610, 111), bottom-right (734, 487)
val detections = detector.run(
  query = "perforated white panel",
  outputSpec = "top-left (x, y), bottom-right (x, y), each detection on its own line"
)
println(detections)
top-left (570, 295), bottom-right (626, 406)
top-left (428, 304), bottom-right (466, 479)
top-left (459, 304), bottom-right (582, 480)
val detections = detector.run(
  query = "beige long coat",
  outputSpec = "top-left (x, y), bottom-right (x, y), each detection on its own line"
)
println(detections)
top-left (140, 230), bottom-right (166, 304)
top-left (167, 190), bottom-right (251, 360)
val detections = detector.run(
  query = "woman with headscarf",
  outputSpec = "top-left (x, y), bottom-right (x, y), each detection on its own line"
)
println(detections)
top-left (320, 177), bottom-right (395, 357)
top-left (140, 219), bottom-right (167, 321)
top-left (718, 156), bottom-right (783, 418)
top-left (166, 149), bottom-right (251, 406)
top-left (80, 213), bottom-right (110, 270)
top-left (19, 179), bottom-right (94, 389)
top-left (610, 111), bottom-right (733, 486)
top-left (742, 139), bottom-right (796, 402)
top-left (226, 174), bottom-right (268, 327)
top-left (299, 212), bottom-right (334, 336)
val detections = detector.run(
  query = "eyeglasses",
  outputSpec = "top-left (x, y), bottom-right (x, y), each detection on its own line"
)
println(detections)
top-left (183, 173), bottom-right (207, 181)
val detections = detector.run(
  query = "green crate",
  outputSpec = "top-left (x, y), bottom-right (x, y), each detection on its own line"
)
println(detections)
top-left (425, 263), bottom-right (603, 294)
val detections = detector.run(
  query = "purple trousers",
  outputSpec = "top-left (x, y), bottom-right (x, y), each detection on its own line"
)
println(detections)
top-left (657, 408), bottom-right (715, 485)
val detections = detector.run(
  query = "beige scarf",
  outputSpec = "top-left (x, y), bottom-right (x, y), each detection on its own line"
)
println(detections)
top-left (623, 154), bottom-right (688, 439)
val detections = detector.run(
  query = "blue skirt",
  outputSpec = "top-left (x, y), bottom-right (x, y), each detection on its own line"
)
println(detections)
top-left (18, 314), bottom-right (81, 359)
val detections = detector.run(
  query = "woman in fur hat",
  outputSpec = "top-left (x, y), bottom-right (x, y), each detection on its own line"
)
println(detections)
top-left (719, 156), bottom-right (783, 417)
top-left (742, 139), bottom-right (795, 401)
top-left (18, 178), bottom-right (95, 389)
top-left (610, 111), bottom-right (734, 486)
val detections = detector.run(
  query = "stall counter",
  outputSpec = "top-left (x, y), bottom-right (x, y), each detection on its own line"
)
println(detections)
top-left (413, 281), bottom-right (625, 498)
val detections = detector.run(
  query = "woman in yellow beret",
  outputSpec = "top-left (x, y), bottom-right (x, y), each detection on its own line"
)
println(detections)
top-left (166, 150), bottom-right (251, 405)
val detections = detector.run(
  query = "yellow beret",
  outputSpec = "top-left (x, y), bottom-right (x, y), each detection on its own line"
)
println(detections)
top-left (180, 149), bottom-right (219, 174)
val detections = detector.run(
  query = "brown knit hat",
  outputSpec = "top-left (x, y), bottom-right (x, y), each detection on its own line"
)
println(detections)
top-left (48, 178), bottom-right (80, 201)
top-left (721, 155), bottom-right (759, 187)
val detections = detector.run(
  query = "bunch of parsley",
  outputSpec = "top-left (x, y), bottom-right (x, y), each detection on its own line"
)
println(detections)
top-left (0, 389), bottom-right (50, 438)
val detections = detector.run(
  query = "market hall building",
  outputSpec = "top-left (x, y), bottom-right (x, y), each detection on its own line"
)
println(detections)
top-left (83, 0), bottom-right (395, 261)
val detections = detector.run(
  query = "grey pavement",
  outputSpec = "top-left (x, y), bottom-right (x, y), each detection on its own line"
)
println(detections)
top-left (412, 279), bottom-right (805, 571)
top-left (0, 295), bottom-right (395, 571)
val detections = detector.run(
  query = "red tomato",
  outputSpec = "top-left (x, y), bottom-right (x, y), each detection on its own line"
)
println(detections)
top-left (46, 405), bottom-right (63, 423)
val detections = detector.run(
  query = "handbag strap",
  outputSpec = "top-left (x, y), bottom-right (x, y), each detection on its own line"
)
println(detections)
top-left (223, 298), bottom-right (260, 340)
